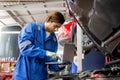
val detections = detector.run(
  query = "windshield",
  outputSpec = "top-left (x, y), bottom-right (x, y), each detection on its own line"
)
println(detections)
top-left (0, 26), bottom-right (21, 60)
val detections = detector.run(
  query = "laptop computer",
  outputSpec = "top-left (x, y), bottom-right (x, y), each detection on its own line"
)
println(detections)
top-left (45, 43), bottom-right (76, 65)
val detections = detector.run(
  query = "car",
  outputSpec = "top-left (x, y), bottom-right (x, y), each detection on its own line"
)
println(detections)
top-left (0, 25), bottom-right (21, 80)
top-left (47, 0), bottom-right (120, 79)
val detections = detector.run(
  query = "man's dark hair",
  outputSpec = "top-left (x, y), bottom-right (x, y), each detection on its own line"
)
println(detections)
top-left (45, 11), bottom-right (65, 24)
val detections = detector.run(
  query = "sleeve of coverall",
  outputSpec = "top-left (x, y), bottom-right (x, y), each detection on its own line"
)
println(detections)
top-left (48, 63), bottom-right (65, 72)
top-left (18, 22), bottom-right (46, 59)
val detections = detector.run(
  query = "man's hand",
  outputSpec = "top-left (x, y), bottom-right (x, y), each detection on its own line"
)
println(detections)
top-left (46, 51), bottom-right (61, 60)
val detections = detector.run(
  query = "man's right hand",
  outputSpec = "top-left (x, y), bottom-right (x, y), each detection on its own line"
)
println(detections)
top-left (46, 51), bottom-right (60, 60)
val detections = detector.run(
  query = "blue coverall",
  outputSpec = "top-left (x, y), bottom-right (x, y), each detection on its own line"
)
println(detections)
top-left (12, 22), bottom-right (61, 80)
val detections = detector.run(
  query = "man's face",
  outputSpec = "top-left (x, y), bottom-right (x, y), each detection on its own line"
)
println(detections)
top-left (46, 22), bottom-right (62, 32)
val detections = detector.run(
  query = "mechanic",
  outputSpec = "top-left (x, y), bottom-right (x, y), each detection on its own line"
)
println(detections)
top-left (12, 11), bottom-right (65, 80)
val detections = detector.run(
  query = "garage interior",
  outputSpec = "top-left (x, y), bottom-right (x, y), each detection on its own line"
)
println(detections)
top-left (0, 0), bottom-right (120, 80)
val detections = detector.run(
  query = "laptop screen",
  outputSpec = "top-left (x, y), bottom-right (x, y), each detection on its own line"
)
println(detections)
top-left (63, 43), bottom-right (76, 63)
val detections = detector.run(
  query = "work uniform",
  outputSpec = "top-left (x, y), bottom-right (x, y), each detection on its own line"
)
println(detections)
top-left (12, 22), bottom-right (60, 80)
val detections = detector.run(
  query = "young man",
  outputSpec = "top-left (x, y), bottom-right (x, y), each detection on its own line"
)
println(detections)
top-left (12, 11), bottom-right (65, 80)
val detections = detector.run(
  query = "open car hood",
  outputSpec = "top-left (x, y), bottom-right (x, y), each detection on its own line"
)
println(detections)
top-left (66, 0), bottom-right (120, 57)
